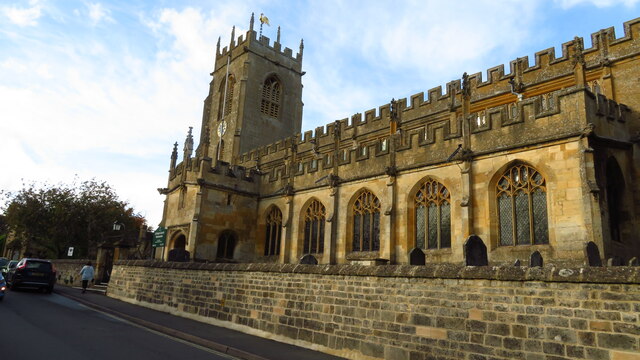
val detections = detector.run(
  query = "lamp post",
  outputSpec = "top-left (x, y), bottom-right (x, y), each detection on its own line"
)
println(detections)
top-left (113, 221), bottom-right (125, 232)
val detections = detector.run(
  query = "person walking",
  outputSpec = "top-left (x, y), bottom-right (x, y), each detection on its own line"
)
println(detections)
top-left (79, 261), bottom-right (95, 294)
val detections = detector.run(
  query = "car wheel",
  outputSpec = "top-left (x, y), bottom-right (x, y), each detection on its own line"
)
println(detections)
top-left (45, 286), bottom-right (53, 294)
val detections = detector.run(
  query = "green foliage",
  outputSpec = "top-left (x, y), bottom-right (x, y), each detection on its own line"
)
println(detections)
top-left (1, 179), bottom-right (143, 259)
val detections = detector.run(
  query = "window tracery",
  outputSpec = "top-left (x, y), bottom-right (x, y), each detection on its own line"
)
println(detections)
top-left (264, 207), bottom-right (282, 256)
top-left (352, 190), bottom-right (381, 252)
top-left (497, 164), bottom-right (548, 246)
top-left (414, 178), bottom-right (451, 249)
top-left (303, 199), bottom-right (325, 254)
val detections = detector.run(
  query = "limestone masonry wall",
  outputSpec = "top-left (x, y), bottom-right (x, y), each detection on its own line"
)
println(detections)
top-left (109, 261), bottom-right (640, 360)
top-left (53, 259), bottom-right (89, 288)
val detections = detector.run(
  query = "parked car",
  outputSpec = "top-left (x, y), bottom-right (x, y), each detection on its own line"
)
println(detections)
top-left (1, 260), bottom-right (17, 279)
top-left (0, 273), bottom-right (6, 301)
top-left (6, 258), bottom-right (56, 293)
top-left (0, 258), bottom-right (8, 273)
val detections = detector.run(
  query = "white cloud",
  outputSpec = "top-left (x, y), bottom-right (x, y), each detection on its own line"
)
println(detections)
top-left (297, 0), bottom-right (541, 130)
top-left (2, 2), bottom-right (42, 26)
top-left (87, 2), bottom-right (113, 25)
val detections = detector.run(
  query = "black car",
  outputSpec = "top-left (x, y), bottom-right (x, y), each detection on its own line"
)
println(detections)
top-left (6, 258), bottom-right (56, 293)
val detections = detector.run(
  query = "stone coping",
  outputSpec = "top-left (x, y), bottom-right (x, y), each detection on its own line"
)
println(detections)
top-left (114, 260), bottom-right (640, 284)
top-left (52, 259), bottom-right (92, 264)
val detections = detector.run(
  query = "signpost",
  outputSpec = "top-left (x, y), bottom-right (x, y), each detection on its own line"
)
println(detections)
top-left (67, 247), bottom-right (74, 257)
top-left (153, 227), bottom-right (167, 248)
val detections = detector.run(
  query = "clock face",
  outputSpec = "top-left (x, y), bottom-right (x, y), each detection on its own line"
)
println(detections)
top-left (217, 121), bottom-right (227, 137)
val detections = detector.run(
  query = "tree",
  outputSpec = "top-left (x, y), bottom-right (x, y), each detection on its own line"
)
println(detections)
top-left (1, 179), bottom-right (143, 259)
top-left (0, 214), bottom-right (7, 255)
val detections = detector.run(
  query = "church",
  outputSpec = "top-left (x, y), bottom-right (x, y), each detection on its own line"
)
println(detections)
top-left (157, 15), bottom-right (640, 267)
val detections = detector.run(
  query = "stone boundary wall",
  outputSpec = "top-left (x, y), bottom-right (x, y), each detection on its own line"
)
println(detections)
top-left (108, 260), bottom-right (640, 360)
top-left (52, 259), bottom-right (89, 288)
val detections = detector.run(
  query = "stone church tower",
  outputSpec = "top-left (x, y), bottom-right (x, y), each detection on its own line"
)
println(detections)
top-left (159, 14), bottom-right (305, 262)
top-left (199, 14), bottom-right (303, 164)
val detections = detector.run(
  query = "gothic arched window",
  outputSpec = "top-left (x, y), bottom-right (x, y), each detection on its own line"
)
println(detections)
top-left (218, 75), bottom-right (235, 120)
top-left (352, 190), bottom-right (381, 252)
top-left (303, 199), bottom-right (325, 254)
top-left (260, 76), bottom-right (281, 118)
top-left (217, 231), bottom-right (236, 259)
top-left (415, 179), bottom-right (451, 249)
top-left (264, 206), bottom-right (282, 256)
top-left (497, 164), bottom-right (549, 246)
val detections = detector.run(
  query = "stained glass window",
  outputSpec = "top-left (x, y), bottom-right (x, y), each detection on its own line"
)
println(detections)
top-left (414, 178), bottom-right (451, 250)
top-left (415, 206), bottom-right (426, 249)
top-left (497, 164), bottom-right (548, 246)
top-left (303, 199), bottom-right (325, 254)
top-left (260, 76), bottom-right (281, 118)
top-left (352, 190), bottom-right (381, 252)
top-left (264, 207), bottom-right (282, 256)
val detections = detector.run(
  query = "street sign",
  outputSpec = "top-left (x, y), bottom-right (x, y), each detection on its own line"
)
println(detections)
top-left (67, 247), bottom-right (74, 257)
top-left (153, 227), bottom-right (167, 248)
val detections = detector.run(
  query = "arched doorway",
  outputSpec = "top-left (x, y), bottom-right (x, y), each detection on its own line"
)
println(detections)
top-left (173, 234), bottom-right (186, 250)
top-left (167, 233), bottom-right (189, 262)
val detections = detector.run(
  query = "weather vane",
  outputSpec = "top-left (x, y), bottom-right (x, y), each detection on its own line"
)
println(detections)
top-left (259, 13), bottom-right (270, 38)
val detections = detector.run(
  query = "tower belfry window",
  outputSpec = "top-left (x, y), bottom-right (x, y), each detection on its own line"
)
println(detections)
top-left (261, 76), bottom-right (281, 118)
top-left (218, 75), bottom-right (235, 121)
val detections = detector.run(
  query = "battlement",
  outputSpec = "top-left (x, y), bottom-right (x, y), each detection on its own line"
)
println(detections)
top-left (168, 156), bottom-right (259, 190)
top-left (238, 88), bottom-right (634, 189)
top-left (208, 160), bottom-right (260, 182)
top-left (215, 13), bottom-right (303, 70)
top-left (236, 17), bottom-right (640, 172)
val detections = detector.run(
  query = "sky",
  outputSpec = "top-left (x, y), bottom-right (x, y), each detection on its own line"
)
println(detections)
top-left (1, 0), bottom-right (638, 228)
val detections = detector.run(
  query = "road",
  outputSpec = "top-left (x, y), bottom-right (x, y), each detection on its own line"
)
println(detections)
top-left (0, 288), bottom-right (238, 360)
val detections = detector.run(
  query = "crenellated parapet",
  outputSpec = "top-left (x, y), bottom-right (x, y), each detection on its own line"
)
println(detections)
top-left (163, 153), bottom-right (259, 197)
top-left (213, 14), bottom-right (303, 76)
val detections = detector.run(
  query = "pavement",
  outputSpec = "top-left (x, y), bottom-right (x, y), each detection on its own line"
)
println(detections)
top-left (55, 285), bottom-right (345, 360)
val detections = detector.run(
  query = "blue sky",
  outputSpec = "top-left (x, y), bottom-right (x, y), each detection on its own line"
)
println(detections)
top-left (1, 0), bottom-right (638, 227)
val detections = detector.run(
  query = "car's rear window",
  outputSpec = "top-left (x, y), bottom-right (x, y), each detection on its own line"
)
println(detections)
top-left (26, 261), bottom-right (52, 271)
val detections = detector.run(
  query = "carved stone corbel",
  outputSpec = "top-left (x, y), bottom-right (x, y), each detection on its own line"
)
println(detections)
top-left (460, 195), bottom-right (470, 207)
